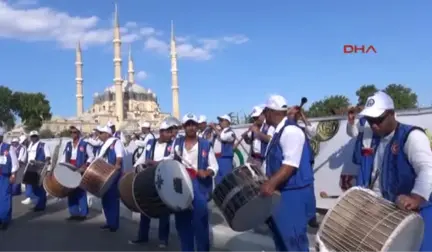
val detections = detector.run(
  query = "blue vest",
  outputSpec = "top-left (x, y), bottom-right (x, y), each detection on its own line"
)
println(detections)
top-left (114, 131), bottom-right (121, 139)
top-left (0, 143), bottom-right (12, 176)
top-left (34, 142), bottom-right (46, 161)
top-left (251, 124), bottom-right (270, 157)
top-left (174, 137), bottom-right (213, 196)
top-left (64, 139), bottom-right (88, 168)
top-left (357, 123), bottom-right (423, 202)
top-left (213, 128), bottom-right (234, 157)
top-left (145, 139), bottom-right (173, 160)
top-left (265, 119), bottom-right (314, 190)
top-left (99, 139), bottom-right (122, 169)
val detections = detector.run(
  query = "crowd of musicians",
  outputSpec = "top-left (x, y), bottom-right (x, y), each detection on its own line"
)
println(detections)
top-left (1, 91), bottom-right (432, 251)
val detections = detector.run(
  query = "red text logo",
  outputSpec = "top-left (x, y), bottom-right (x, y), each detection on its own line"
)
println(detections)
top-left (343, 45), bottom-right (377, 54)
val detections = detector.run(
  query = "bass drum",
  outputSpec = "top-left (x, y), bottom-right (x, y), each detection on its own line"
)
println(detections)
top-left (118, 172), bottom-right (140, 212)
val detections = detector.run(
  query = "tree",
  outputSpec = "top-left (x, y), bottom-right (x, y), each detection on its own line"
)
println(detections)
top-left (0, 86), bottom-right (16, 130)
top-left (227, 112), bottom-right (240, 125)
top-left (384, 84), bottom-right (418, 109)
top-left (39, 129), bottom-right (54, 139)
top-left (355, 84), bottom-right (378, 106)
top-left (59, 129), bottom-right (70, 137)
top-left (307, 95), bottom-right (351, 118)
top-left (12, 92), bottom-right (52, 131)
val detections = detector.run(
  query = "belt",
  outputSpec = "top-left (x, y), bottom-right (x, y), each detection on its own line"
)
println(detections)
top-left (251, 153), bottom-right (263, 159)
top-left (186, 167), bottom-right (197, 179)
top-left (215, 153), bottom-right (221, 158)
top-left (70, 159), bottom-right (77, 166)
top-left (361, 148), bottom-right (374, 156)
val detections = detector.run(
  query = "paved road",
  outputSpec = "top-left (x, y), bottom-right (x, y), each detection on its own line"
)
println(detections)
top-left (0, 195), bottom-right (228, 251)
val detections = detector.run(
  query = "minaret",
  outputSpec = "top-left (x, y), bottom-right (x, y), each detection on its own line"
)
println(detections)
top-left (128, 46), bottom-right (135, 83)
top-left (75, 41), bottom-right (84, 117)
top-left (113, 3), bottom-right (124, 122)
top-left (170, 21), bottom-right (180, 119)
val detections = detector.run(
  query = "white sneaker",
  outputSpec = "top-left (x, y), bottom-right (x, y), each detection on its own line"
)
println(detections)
top-left (21, 198), bottom-right (31, 205)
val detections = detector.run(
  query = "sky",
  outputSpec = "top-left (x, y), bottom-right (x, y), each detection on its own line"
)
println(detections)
top-left (1, 0), bottom-right (432, 121)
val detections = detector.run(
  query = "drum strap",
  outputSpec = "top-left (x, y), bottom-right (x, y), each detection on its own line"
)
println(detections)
top-left (369, 168), bottom-right (381, 190)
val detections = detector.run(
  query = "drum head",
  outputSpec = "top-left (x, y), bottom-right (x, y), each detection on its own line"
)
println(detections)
top-left (230, 191), bottom-right (280, 232)
top-left (155, 160), bottom-right (194, 211)
top-left (99, 169), bottom-right (120, 196)
top-left (383, 214), bottom-right (424, 251)
top-left (54, 164), bottom-right (82, 189)
top-left (58, 162), bottom-right (78, 171)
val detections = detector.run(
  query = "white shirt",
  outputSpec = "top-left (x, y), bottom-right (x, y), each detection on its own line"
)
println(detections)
top-left (1, 143), bottom-right (19, 173)
top-left (97, 137), bottom-right (124, 160)
top-left (269, 117), bottom-right (305, 168)
top-left (213, 128), bottom-right (235, 153)
top-left (370, 129), bottom-right (432, 200)
top-left (61, 139), bottom-right (95, 164)
top-left (247, 124), bottom-right (276, 154)
top-left (14, 144), bottom-right (27, 163)
top-left (135, 133), bottom-right (155, 148)
top-left (134, 140), bottom-right (169, 167)
top-left (28, 141), bottom-right (51, 162)
top-left (347, 119), bottom-right (370, 138)
top-left (114, 131), bottom-right (127, 145)
top-left (180, 142), bottom-right (219, 175)
top-left (297, 121), bottom-right (317, 139)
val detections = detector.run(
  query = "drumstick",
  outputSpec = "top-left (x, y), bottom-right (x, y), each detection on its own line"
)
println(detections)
top-left (234, 129), bottom-right (250, 150)
top-left (319, 191), bottom-right (340, 199)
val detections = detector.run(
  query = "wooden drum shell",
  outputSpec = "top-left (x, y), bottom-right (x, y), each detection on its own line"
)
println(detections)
top-left (118, 172), bottom-right (140, 212)
top-left (80, 158), bottom-right (119, 198)
top-left (43, 174), bottom-right (72, 198)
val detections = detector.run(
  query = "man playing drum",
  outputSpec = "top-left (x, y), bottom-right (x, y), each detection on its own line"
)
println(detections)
top-left (353, 91), bottom-right (432, 251)
top-left (129, 120), bottom-right (174, 247)
top-left (107, 121), bottom-right (127, 146)
top-left (62, 125), bottom-right (94, 221)
top-left (241, 105), bottom-right (275, 168)
top-left (95, 125), bottom-right (124, 232)
top-left (23, 130), bottom-right (51, 211)
top-left (173, 113), bottom-right (219, 252)
top-left (210, 114), bottom-right (235, 185)
top-left (11, 136), bottom-right (28, 196)
top-left (260, 95), bottom-right (315, 252)
top-left (0, 127), bottom-right (19, 230)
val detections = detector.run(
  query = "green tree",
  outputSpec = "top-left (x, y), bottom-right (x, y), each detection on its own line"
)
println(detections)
top-left (0, 86), bottom-right (16, 130)
top-left (308, 95), bottom-right (351, 117)
top-left (39, 129), bottom-right (54, 139)
top-left (384, 84), bottom-right (418, 109)
top-left (227, 112), bottom-right (240, 125)
top-left (356, 84), bottom-right (378, 106)
top-left (59, 129), bottom-right (70, 137)
top-left (12, 92), bottom-right (52, 131)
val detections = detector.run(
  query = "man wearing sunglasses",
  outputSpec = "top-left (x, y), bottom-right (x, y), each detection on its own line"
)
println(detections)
top-left (62, 125), bottom-right (94, 221)
top-left (356, 91), bottom-right (432, 251)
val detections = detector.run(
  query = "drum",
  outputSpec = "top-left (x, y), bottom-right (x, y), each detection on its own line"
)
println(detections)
top-left (22, 161), bottom-right (47, 186)
top-left (80, 158), bottom-right (120, 198)
top-left (43, 163), bottom-right (82, 198)
top-left (132, 147), bottom-right (145, 165)
top-left (133, 164), bottom-right (172, 218)
top-left (118, 171), bottom-right (140, 212)
top-left (212, 163), bottom-right (280, 232)
top-left (316, 187), bottom-right (424, 252)
top-left (155, 160), bottom-right (194, 211)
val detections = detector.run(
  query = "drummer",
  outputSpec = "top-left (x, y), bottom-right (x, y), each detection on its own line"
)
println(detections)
top-left (135, 121), bottom-right (155, 147)
top-left (107, 121), bottom-right (126, 146)
top-left (0, 127), bottom-right (19, 230)
top-left (62, 125), bottom-right (94, 221)
top-left (173, 113), bottom-right (218, 252)
top-left (353, 91), bottom-right (432, 251)
top-left (86, 129), bottom-right (102, 156)
top-left (260, 95), bottom-right (315, 251)
top-left (241, 105), bottom-right (274, 167)
top-left (197, 115), bottom-right (212, 140)
top-left (94, 125), bottom-right (124, 232)
top-left (11, 136), bottom-right (28, 196)
top-left (129, 120), bottom-right (174, 247)
top-left (23, 130), bottom-right (51, 211)
top-left (210, 114), bottom-right (235, 184)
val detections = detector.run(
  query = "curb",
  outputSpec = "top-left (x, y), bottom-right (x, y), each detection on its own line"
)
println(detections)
top-left (88, 195), bottom-right (315, 251)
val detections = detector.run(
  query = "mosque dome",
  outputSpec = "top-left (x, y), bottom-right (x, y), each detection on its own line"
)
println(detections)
top-left (103, 80), bottom-right (148, 94)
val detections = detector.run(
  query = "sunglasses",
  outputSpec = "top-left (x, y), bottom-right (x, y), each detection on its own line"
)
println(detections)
top-left (365, 112), bottom-right (389, 125)
top-left (69, 131), bottom-right (79, 134)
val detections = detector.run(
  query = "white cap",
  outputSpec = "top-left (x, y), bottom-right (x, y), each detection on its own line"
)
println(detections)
top-left (359, 91), bottom-right (394, 118)
top-left (265, 95), bottom-right (288, 111)
top-left (19, 135), bottom-right (27, 144)
top-left (96, 125), bottom-right (112, 135)
top-left (198, 115), bottom-right (207, 123)
top-left (107, 121), bottom-right (114, 127)
top-left (140, 121), bottom-right (150, 128)
top-left (250, 106), bottom-right (264, 117)
top-left (29, 130), bottom-right (39, 136)
top-left (0, 127), bottom-right (4, 136)
top-left (217, 114), bottom-right (231, 123)
top-left (159, 121), bottom-right (171, 130)
top-left (69, 125), bottom-right (82, 132)
top-left (182, 113), bottom-right (199, 124)
top-left (11, 137), bottom-right (19, 143)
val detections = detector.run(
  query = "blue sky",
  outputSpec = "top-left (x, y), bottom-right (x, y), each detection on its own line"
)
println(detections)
top-left (1, 0), bottom-right (432, 121)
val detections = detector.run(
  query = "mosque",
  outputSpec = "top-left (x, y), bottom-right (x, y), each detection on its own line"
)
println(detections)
top-left (37, 5), bottom-right (180, 135)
